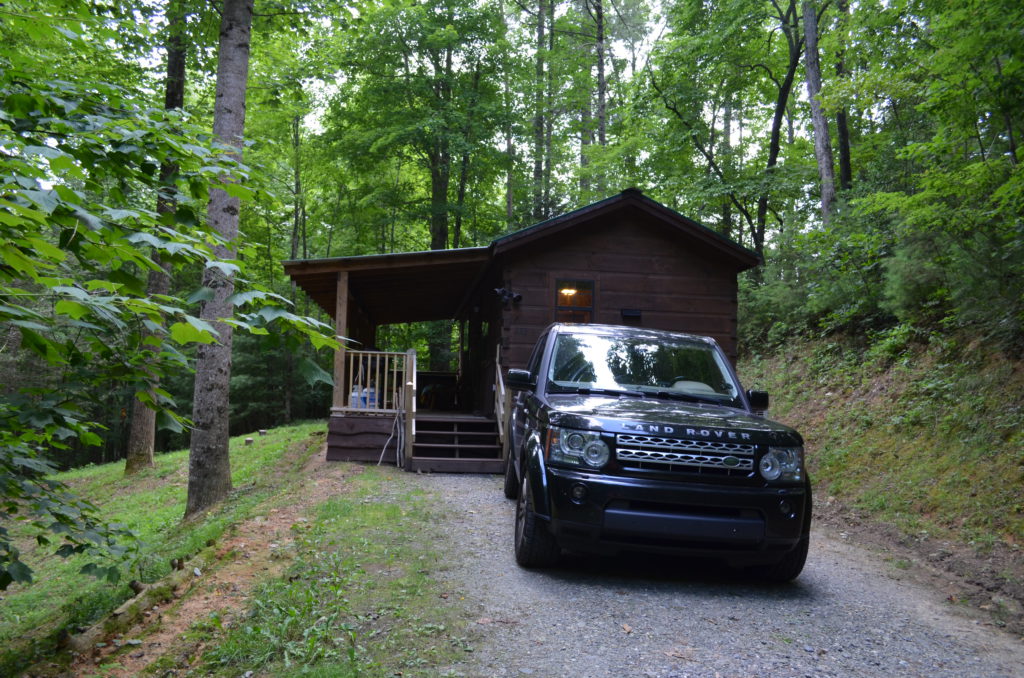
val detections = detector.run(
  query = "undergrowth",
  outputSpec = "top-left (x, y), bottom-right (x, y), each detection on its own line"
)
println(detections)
top-left (740, 331), bottom-right (1024, 552)
top-left (0, 421), bottom-right (326, 676)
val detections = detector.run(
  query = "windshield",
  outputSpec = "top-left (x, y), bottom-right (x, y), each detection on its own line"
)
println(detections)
top-left (546, 331), bottom-right (740, 403)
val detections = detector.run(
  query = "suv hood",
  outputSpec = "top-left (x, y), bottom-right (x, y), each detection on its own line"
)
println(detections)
top-left (544, 393), bottom-right (802, 446)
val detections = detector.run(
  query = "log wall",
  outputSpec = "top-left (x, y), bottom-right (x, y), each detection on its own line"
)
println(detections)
top-left (499, 219), bottom-right (741, 370)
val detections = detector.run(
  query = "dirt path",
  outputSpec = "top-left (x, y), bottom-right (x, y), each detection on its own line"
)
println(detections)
top-left (65, 450), bottom-right (355, 677)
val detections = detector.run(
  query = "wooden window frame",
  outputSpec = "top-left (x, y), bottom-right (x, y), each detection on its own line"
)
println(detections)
top-left (555, 278), bottom-right (595, 323)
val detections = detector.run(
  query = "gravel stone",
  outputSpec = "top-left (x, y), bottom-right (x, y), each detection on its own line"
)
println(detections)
top-left (410, 473), bottom-right (1024, 678)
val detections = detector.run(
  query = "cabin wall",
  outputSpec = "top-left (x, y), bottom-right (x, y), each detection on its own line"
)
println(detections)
top-left (499, 219), bottom-right (741, 369)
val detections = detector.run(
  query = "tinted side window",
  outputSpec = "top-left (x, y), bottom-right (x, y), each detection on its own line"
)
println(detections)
top-left (526, 333), bottom-right (548, 378)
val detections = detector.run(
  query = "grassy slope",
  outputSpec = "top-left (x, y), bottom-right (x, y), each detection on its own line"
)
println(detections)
top-left (739, 335), bottom-right (1024, 550)
top-left (0, 421), bottom-right (326, 674)
top-left (1, 423), bottom-right (474, 677)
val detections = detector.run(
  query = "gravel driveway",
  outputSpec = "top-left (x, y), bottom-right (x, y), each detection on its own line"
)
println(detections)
top-left (419, 473), bottom-right (1023, 678)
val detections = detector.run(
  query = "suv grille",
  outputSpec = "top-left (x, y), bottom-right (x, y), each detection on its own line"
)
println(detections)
top-left (616, 434), bottom-right (755, 474)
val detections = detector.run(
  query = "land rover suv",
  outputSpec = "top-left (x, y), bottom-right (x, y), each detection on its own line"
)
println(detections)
top-left (503, 323), bottom-right (811, 581)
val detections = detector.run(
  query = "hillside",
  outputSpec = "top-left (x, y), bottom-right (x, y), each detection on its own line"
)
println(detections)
top-left (739, 335), bottom-right (1024, 627)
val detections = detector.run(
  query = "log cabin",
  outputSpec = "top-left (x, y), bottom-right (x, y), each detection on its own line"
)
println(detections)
top-left (283, 188), bottom-right (760, 472)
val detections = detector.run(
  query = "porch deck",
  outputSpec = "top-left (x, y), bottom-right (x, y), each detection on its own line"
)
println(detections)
top-left (324, 348), bottom-right (510, 474)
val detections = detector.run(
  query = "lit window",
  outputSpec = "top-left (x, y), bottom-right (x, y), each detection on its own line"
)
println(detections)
top-left (555, 279), bottom-right (594, 323)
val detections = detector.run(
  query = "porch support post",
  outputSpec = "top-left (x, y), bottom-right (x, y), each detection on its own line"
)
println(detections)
top-left (332, 271), bottom-right (349, 409)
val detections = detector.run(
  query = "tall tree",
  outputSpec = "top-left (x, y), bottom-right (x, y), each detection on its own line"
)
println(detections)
top-left (185, 0), bottom-right (255, 518)
top-left (533, 0), bottom-right (549, 221)
top-left (754, 0), bottom-right (804, 255)
top-left (125, 0), bottom-right (188, 475)
top-left (833, 0), bottom-right (853, 191)
top-left (648, 0), bottom-right (806, 255)
top-left (802, 0), bottom-right (836, 222)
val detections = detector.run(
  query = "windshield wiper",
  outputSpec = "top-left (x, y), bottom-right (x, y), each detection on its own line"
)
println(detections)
top-left (646, 390), bottom-right (723, 405)
top-left (551, 385), bottom-right (643, 397)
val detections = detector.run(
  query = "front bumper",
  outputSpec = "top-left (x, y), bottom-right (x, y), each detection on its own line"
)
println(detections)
top-left (543, 468), bottom-right (808, 564)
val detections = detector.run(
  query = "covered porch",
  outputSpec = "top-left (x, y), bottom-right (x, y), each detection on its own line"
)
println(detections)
top-left (283, 247), bottom-right (509, 473)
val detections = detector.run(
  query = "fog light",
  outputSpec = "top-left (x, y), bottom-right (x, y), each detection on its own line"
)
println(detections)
top-left (570, 483), bottom-right (588, 503)
top-left (779, 500), bottom-right (792, 515)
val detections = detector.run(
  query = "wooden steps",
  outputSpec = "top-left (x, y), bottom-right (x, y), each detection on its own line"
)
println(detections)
top-left (408, 414), bottom-right (503, 474)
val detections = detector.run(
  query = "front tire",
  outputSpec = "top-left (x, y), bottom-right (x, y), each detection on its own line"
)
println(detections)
top-left (758, 532), bottom-right (809, 582)
top-left (502, 452), bottom-right (518, 499)
top-left (514, 471), bottom-right (560, 567)
top-left (757, 481), bottom-right (812, 582)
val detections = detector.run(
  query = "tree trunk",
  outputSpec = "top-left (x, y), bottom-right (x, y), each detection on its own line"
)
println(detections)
top-left (594, 0), bottom-right (607, 149)
top-left (803, 0), bottom-right (836, 223)
top-left (429, 148), bottom-right (450, 250)
top-left (185, 0), bottom-right (253, 519)
top-left (454, 66), bottom-right (481, 249)
top-left (754, 0), bottom-right (803, 261)
top-left (543, 0), bottom-right (554, 216)
top-left (580, 102), bottom-right (592, 196)
top-left (721, 98), bottom-right (733, 240)
top-left (532, 0), bottom-right (546, 221)
top-left (835, 0), bottom-right (853, 189)
top-left (125, 0), bottom-right (186, 475)
top-left (506, 126), bottom-right (515, 225)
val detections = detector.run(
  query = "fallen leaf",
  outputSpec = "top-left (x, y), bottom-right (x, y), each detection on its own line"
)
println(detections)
top-left (621, 623), bottom-right (632, 634)
top-left (663, 646), bottom-right (695, 661)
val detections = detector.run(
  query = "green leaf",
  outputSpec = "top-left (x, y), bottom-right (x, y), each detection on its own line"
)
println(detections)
top-left (187, 287), bottom-right (216, 304)
top-left (55, 300), bottom-right (91, 320)
top-left (5, 560), bottom-right (33, 585)
top-left (169, 321), bottom-right (217, 345)
top-left (226, 290), bottom-right (266, 306)
top-left (25, 237), bottom-right (66, 262)
top-left (222, 182), bottom-right (256, 200)
top-left (156, 409), bottom-right (185, 433)
top-left (24, 145), bottom-right (63, 159)
top-left (19, 327), bottom-right (64, 364)
top-left (206, 261), bottom-right (240, 276)
top-left (0, 244), bottom-right (37, 276)
top-left (80, 431), bottom-right (103, 446)
top-left (297, 357), bottom-right (334, 387)
top-left (20, 189), bottom-right (59, 214)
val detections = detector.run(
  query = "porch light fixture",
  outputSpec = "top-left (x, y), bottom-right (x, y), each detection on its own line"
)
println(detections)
top-left (495, 287), bottom-right (522, 306)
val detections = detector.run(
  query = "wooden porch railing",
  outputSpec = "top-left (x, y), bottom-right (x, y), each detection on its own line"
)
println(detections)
top-left (333, 349), bottom-right (411, 414)
top-left (330, 348), bottom-right (417, 467)
top-left (494, 344), bottom-right (512, 461)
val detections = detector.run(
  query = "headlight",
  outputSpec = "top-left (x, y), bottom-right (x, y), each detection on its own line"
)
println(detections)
top-left (759, 446), bottom-right (803, 482)
top-left (548, 426), bottom-right (610, 469)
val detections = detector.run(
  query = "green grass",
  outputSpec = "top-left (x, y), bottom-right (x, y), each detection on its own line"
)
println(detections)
top-left (2, 425), bottom-right (478, 678)
top-left (196, 466), bottom-right (473, 677)
top-left (739, 336), bottom-right (1024, 551)
top-left (0, 421), bottom-right (326, 675)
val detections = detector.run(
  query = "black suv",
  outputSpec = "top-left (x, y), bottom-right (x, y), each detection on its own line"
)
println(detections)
top-left (503, 323), bottom-right (811, 581)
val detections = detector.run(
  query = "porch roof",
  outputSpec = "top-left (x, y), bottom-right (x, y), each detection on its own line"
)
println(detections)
top-left (282, 246), bottom-right (490, 324)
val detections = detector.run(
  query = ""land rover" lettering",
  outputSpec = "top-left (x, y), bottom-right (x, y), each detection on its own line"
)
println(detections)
top-left (623, 422), bottom-right (752, 441)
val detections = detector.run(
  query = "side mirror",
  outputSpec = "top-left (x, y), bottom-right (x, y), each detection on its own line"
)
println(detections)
top-left (747, 389), bottom-right (769, 412)
top-left (506, 368), bottom-right (536, 390)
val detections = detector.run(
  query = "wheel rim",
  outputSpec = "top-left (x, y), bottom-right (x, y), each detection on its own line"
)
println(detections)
top-left (515, 473), bottom-right (528, 549)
